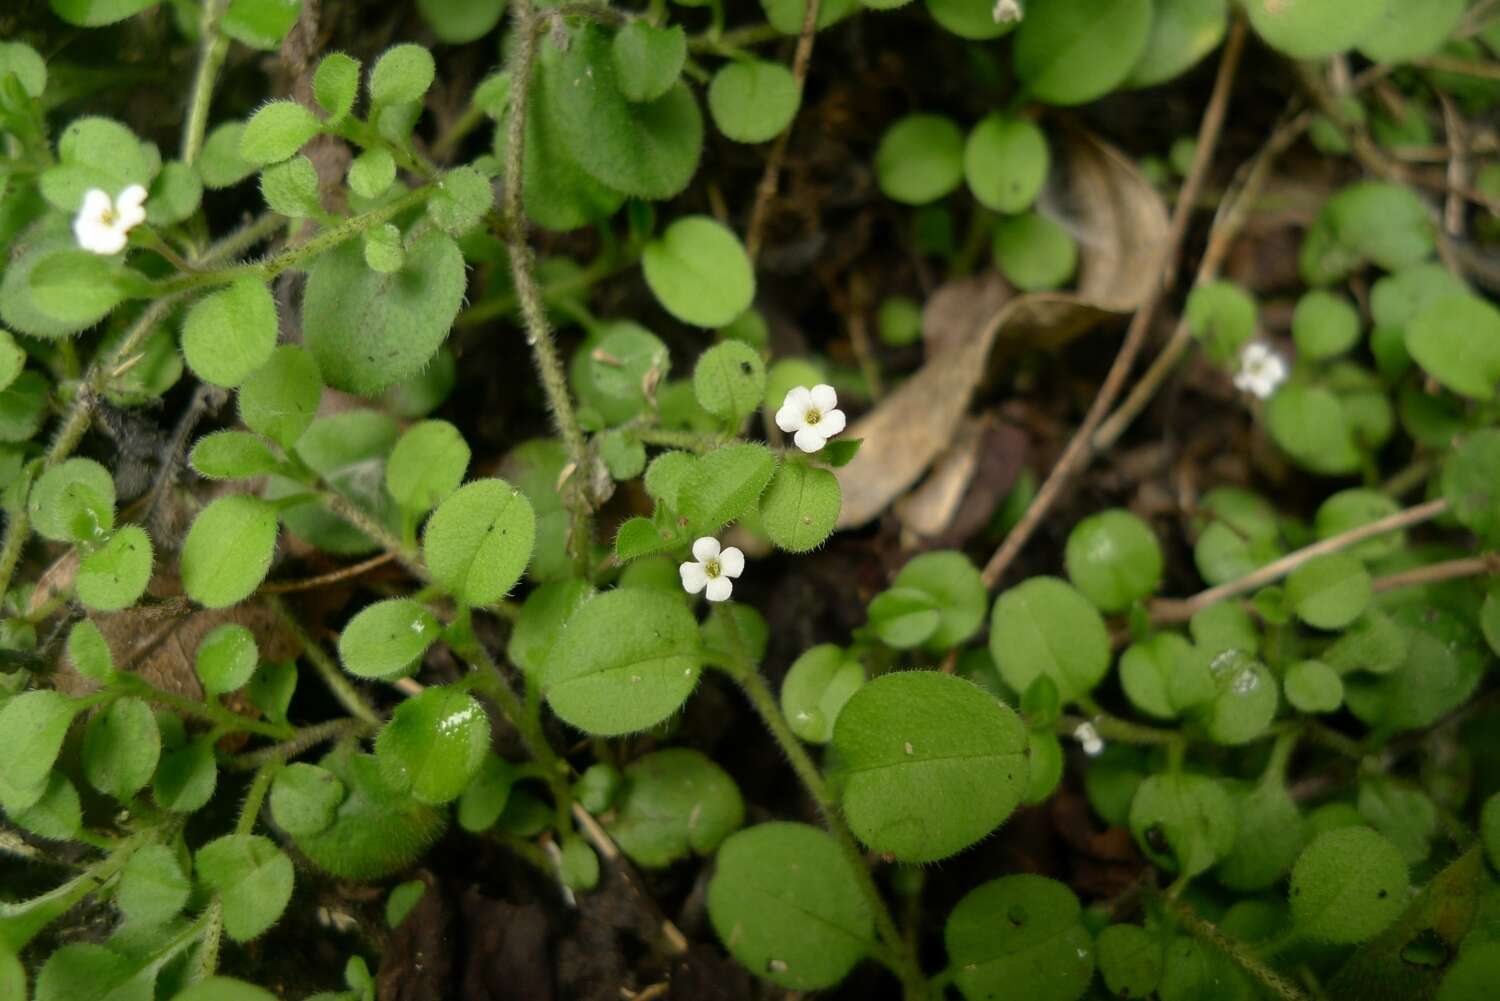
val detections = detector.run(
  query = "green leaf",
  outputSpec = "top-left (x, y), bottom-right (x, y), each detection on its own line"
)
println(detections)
top-left (269, 762), bottom-right (344, 836)
top-left (8, 771), bottom-right (80, 841)
top-left (707, 823), bottom-right (874, 990)
top-left (1064, 508), bottom-right (1163, 612)
top-left (761, 0), bottom-right (857, 32)
top-left (643, 216), bottom-right (755, 328)
top-left (1287, 552), bottom-right (1371, 630)
top-left (1293, 289), bottom-right (1361, 361)
top-left (891, 550), bottom-right (987, 650)
top-left (190, 431), bottom-right (285, 480)
top-left (867, 587), bottom-right (940, 648)
top-left (347, 147), bottom-right (395, 198)
top-left (509, 578), bottom-right (593, 682)
top-left (180, 494), bottom-right (279, 608)
top-left (963, 113), bottom-right (1048, 214)
top-left (1199, 649), bottom-right (1279, 746)
top-left (611, 22), bottom-right (687, 103)
top-left (77, 525), bottom-right (153, 612)
top-left (259, 156), bottom-right (321, 218)
top-left (1407, 293), bottom-right (1500, 400)
top-left (29, 458), bottom-right (115, 543)
top-left (543, 588), bottom-right (701, 736)
top-left (599, 429), bottom-right (646, 480)
top-left (1315, 489), bottom-right (1405, 561)
top-left (28, 251), bottom-right (131, 326)
top-left (312, 52), bottom-right (361, 121)
top-left (1438, 941), bottom-right (1500, 1001)
top-left (222, 0), bottom-right (303, 49)
top-left (238, 345), bottom-right (322, 450)
top-left (338, 598), bottom-right (439, 679)
top-left (377, 686), bottom-right (490, 805)
top-left (1120, 632), bottom-right (1192, 720)
top-left (200, 122), bottom-right (256, 189)
top-left (572, 321), bottom-right (671, 425)
top-left (171, 978), bottom-right (279, 1001)
top-left (1216, 778), bottom-right (1305, 891)
top-left (239, 100), bottom-right (321, 165)
top-left (117, 844), bottom-right (190, 926)
top-left (1124, 0), bottom-right (1229, 89)
top-left (0, 41), bottom-right (47, 97)
top-left (386, 420), bottom-right (470, 515)
top-left (67, 620), bottom-right (115, 682)
top-left (1096, 924), bottom-right (1164, 999)
top-left (386, 880), bottom-right (427, 928)
top-left (154, 737), bottom-right (218, 813)
top-left (1445, 429), bottom-right (1500, 544)
top-left (875, 113), bottom-right (964, 205)
top-left (423, 479), bottom-right (535, 605)
top-left (760, 461), bottom-right (840, 553)
top-left (81, 696), bottom-right (159, 798)
top-left (708, 61), bottom-right (800, 144)
top-left (679, 443), bottom-right (777, 534)
top-left (518, 58), bottom-right (627, 232)
top-left (196, 834), bottom-right (295, 942)
top-left (195, 624), bottom-right (259, 696)
top-left (181, 277), bottom-right (279, 389)
top-left (147, 161), bottom-right (203, 226)
top-left (876, 297), bottom-right (922, 347)
top-left (1285, 659), bottom-right (1344, 714)
top-left (945, 875), bottom-right (1095, 1001)
top-left (989, 576), bottom-right (1110, 703)
top-left (1264, 383), bottom-right (1362, 476)
top-left (33, 943), bottom-right (147, 1001)
top-left (1302, 181), bottom-right (1435, 284)
top-left (291, 751), bottom-right (446, 880)
top-left (456, 752), bottom-right (516, 832)
top-left (693, 340), bottom-right (766, 422)
top-left (1013, 0), bottom-right (1153, 106)
top-left (1245, 0), bottom-right (1390, 59)
top-left (549, 25), bottom-right (703, 200)
top-left (0, 372), bottom-right (49, 441)
top-left (427, 166), bottom-right (494, 236)
top-left (780, 644), bottom-right (864, 744)
top-left (369, 44), bottom-right (435, 107)
top-left (416, 0), bottom-right (505, 43)
top-left (0, 329), bottom-right (25, 394)
top-left (303, 228), bottom-right (467, 396)
top-left (0, 691), bottom-right (80, 812)
top-left (1359, 777), bottom-right (1438, 864)
top-left (40, 116), bottom-right (155, 211)
top-left (923, 0), bottom-right (1018, 39)
top-left (992, 211), bottom-right (1078, 291)
top-left (1289, 827), bottom-right (1409, 943)
top-left (605, 748), bottom-right (744, 868)
top-left (1128, 772), bottom-right (1236, 877)
top-left (364, 224), bottom-right (405, 273)
top-left (833, 671), bottom-right (1028, 862)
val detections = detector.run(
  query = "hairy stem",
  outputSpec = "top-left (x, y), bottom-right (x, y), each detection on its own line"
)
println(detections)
top-left (235, 761), bottom-right (279, 836)
top-left (229, 718), bottom-right (376, 771)
top-left (180, 0), bottom-right (231, 166)
top-left (1154, 892), bottom-right (1311, 1001)
top-left (268, 594), bottom-right (384, 726)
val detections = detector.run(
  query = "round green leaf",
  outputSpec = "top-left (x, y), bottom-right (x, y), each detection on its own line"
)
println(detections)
top-left (190, 431), bottom-right (285, 481)
top-left (945, 875), bottom-right (1095, 1001)
top-left (963, 113), bottom-right (1049, 214)
top-left (867, 587), bottom-right (940, 648)
top-left (416, 0), bottom-right (504, 43)
top-left (423, 478), bottom-right (535, 605)
top-left (239, 100), bottom-right (321, 165)
top-left (386, 419), bottom-right (470, 514)
top-left (9, 770), bottom-right (80, 841)
top-left (369, 44), bottom-right (435, 106)
top-left (520, 59), bottom-right (628, 232)
top-left (338, 598), bottom-right (439, 680)
top-left (1439, 941), bottom-right (1500, 1001)
top-left (195, 623), bottom-right (259, 696)
top-left (77, 524), bottom-right (152, 612)
top-left (81, 696), bottom-right (159, 799)
top-left (457, 752), bottom-right (516, 832)
top-left (989, 576), bottom-right (1110, 703)
top-left (708, 61), bottom-right (800, 144)
top-left (993, 211), bottom-right (1078, 291)
top-left (509, 579), bottom-right (593, 682)
top-left (605, 748), bottom-right (745, 867)
top-left (833, 671), bottom-right (1028, 862)
top-left (1097, 924), bottom-right (1163, 999)
top-left (1216, 778), bottom-right (1305, 891)
top-left (707, 822), bottom-right (874, 990)
top-left (780, 643), bottom-right (864, 744)
top-left (1129, 772), bottom-right (1236, 877)
top-left (303, 229), bottom-right (467, 397)
top-left (172, 978), bottom-right (279, 1001)
top-left (678, 442), bottom-right (777, 533)
top-left (1314, 489), bottom-right (1404, 561)
top-left (0, 691), bottom-right (80, 811)
top-left (1120, 633), bottom-right (1193, 720)
top-left (1289, 827), bottom-right (1408, 944)
top-left (760, 461), bottom-right (840, 553)
top-left (544, 588), bottom-right (701, 735)
top-left (1245, 0), bottom-right (1390, 59)
top-left (118, 843), bottom-right (190, 926)
top-left (1481, 793), bottom-right (1500, 872)
top-left (0, 371), bottom-right (49, 441)
top-left (270, 762), bottom-right (345, 836)
top-left (200, 122), bottom-right (256, 189)
top-left (643, 217), bottom-right (755, 328)
top-left (291, 751), bottom-right (446, 880)
top-left (1293, 290), bottom-right (1361, 361)
top-left (67, 620), bottom-right (115, 683)
top-left (693, 340), bottom-right (766, 422)
top-left (1303, 181), bottom-right (1435, 284)
top-left (572, 321), bottom-right (671, 425)
top-left (875, 114), bottom-right (964, 205)
top-left (268, 410), bottom-right (400, 556)
top-left (0, 41), bottom-right (46, 97)
top-left (28, 457), bottom-right (115, 543)
top-left (180, 495), bottom-right (279, 608)
top-left (924, 0), bottom-right (1018, 39)
top-left (1406, 294), bottom-right (1500, 400)
top-left (376, 686), bottom-right (490, 805)
top-left (33, 944), bottom-right (140, 1001)
top-left (1264, 383), bottom-right (1362, 476)
top-left (892, 550), bottom-right (986, 650)
top-left (877, 296), bottom-right (922, 346)
top-left (312, 52), bottom-right (361, 121)
top-left (1125, 0), bottom-right (1229, 89)
top-left (1064, 508), bottom-right (1163, 612)
top-left (1201, 650), bottom-right (1279, 746)
top-left (154, 737), bottom-right (218, 813)
top-left (1287, 552), bottom-right (1371, 630)
top-left (1013, 0), bottom-right (1153, 106)
top-left (196, 833), bottom-right (295, 942)
top-left (1285, 660), bottom-right (1344, 714)
top-left (1445, 429), bottom-right (1500, 544)
top-left (612, 22), bottom-right (687, 103)
top-left (238, 345), bottom-right (322, 450)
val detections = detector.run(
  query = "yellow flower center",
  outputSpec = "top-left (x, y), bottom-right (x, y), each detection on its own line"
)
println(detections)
top-left (805, 408), bottom-right (822, 426)
top-left (704, 559), bottom-right (722, 579)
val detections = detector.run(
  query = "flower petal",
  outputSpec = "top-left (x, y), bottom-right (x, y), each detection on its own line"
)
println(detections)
top-left (705, 576), bottom-right (733, 602)
top-left (692, 536), bottom-right (721, 562)
top-left (117, 185), bottom-right (147, 213)
top-left (781, 385), bottom-right (812, 412)
top-left (775, 403), bottom-right (803, 433)
top-left (80, 189), bottom-right (112, 220)
top-left (793, 427), bottom-right (826, 453)
top-left (817, 408), bottom-right (846, 438)
top-left (679, 562), bottom-right (708, 594)
top-left (810, 384), bottom-right (838, 412)
top-left (718, 547), bottom-right (745, 578)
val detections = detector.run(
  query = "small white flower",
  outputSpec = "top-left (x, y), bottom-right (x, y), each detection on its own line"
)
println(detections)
top-left (73, 185), bottom-right (148, 255)
top-left (1073, 722), bottom-right (1105, 757)
top-left (775, 384), bottom-right (847, 454)
top-left (1232, 341), bottom-right (1289, 400)
top-left (679, 536), bottom-right (744, 603)
top-left (992, 0), bottom-right (1023, 23)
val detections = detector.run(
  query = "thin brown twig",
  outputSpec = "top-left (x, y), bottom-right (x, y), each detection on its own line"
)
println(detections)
top-left (257, 552), bottom-right (397, 594)
top-left (744, 0), bottom-right (824, 261)
top-left (1371, 553), bottom-right (1500, 594)
top-left (1149, 498), bottom-right (1450, 624)
top-left (978, 18), bottom-right (1248, 590)
top-left (1414, 55), bottom-right (1500, 81)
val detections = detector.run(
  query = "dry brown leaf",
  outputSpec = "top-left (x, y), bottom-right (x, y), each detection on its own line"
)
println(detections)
top-left (894, 418), bottom-right (1027, 545)
top-left (835, 131), bottom-right (1170, 528)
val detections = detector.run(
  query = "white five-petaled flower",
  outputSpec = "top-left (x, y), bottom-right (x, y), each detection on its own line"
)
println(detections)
top-left (680, 536), bottom-right (744, 603)
top-left (74, 185), bottom-right (147, 256)
top-left (775, 384), bottom-right (847, 454)
top-left (992, 0), bottom-right (1023, 23)
top-left (1232, 340), bottom-right (1289, 400)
